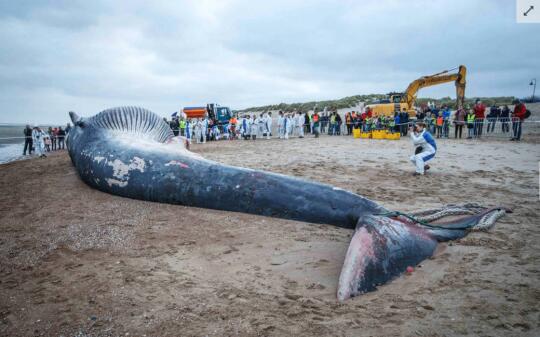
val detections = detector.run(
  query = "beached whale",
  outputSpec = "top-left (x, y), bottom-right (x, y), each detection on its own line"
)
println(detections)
top-left (67, 106), bottom-right (509, 301)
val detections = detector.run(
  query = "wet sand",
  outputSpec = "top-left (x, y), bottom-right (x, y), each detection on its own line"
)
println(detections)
top-left (0, 135), bottom-right (539, 336)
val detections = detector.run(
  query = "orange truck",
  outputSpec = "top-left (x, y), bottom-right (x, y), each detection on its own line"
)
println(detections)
top-left (182, 106), bottom-right (207, 119)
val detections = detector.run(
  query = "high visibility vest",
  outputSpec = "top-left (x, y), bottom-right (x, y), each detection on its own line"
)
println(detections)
top-left (467, 114), bottom-right (475, 124)
top-left (179, 120), bottom-right (186, 128)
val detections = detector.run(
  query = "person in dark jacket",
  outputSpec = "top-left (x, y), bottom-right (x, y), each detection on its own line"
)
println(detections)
top-left (487, 105), bottom-right (500, 133)
top-left (23, 124), bottom-right (33, 155)
top-left (399, 110), bottom-right (409, 136)
top-left (320, 112), bottom-right (328, 134)
top-left (416, 110), bottom-right (425, 121)
top-left (169, 118), bottom-right (180, 136)
top-left (304, 113), bottom-right (310, 134)
top-left (335, 112), bottom-right (342, 135)
top-left (500, 105), bottom-right (510, 133)
top-left (57, 127), bottom-right (66, 150)
top-left (453, 107), bottom-right (466, 139)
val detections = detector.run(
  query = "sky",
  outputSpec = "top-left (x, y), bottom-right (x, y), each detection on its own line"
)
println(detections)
top-left (0, 0), bottom-right (538, 124)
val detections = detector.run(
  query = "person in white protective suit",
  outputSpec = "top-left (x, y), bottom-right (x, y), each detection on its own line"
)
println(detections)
top-left (184, 119), bottom-right (192, 144)
top-left (265, 112), bottom-right (273, 139)
top-left (284, 113), bottom-right (292, 139)
top-left (296, 112), bottom-right (305, 138)
top-left (32, 126), bottom-right (47, 158)
top-left (202, 117), bottom-right (209, 143)
top-left (289, 112), bottom-right (296, 137)
top-left (258, 113), bottom-right (266, 138)
top-left (277, 111), bottom-right (285, 139)
top-left (240, 115), bottom-right (251, 140)
top-left (409, 122), bottom-right (437, 176)
top-left (238, 116), bottom-right (245, 139)
top-left (193, 118), bottom-right (202, 144)
top-left (251, 114), bottom-right (260, 140)
top-left (260, 113), bottom-right (267, 138)
top-left (211, 124), bottom-right (220, 140)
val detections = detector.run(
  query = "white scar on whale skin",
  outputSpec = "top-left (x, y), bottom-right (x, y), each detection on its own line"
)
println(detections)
top-left (107, 157), bottom-right (146, 180)
top-left (94, 156), bottom-right (106, 164)
top-left (106, 178), bottom-right (128, 187)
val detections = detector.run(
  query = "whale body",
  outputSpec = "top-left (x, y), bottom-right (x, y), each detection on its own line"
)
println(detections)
top-left (67, 106), bottom-right (508, 301)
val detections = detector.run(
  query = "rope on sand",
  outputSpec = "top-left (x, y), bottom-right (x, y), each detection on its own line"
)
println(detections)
top-left (385, 203), bottom-right (507, 231)
top-left (473, 209), bottom-right (507, 231)
top-left (409, 202), bottom-right (485, 219)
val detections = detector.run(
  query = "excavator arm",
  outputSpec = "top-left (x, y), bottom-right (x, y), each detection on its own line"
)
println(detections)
top-left (402, 65), bottom-right (467, 110)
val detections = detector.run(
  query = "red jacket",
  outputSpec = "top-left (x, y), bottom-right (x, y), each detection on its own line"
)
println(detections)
top-left (473, 104), bottom-right (486, 119)
top-left (513, 103), bottom-right (527, 121)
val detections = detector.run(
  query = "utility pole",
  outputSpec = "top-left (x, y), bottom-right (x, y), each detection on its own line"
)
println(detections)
top-left (530, 79), bottom-right (537, 102)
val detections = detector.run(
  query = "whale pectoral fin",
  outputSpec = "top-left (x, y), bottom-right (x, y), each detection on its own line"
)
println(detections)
top-left (337, 215), bottom-right (437, 301)
top-left (69, 111), bottom-right (81, 124)
top-left (69, 111), bottom-right (87, 128)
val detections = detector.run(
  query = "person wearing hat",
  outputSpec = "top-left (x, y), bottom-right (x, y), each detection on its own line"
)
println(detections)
top-left (409, 121), bottom-right (436, 176)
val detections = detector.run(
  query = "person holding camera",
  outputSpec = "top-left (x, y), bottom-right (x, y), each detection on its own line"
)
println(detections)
top-left (409, 122), bottom-right (437, 176)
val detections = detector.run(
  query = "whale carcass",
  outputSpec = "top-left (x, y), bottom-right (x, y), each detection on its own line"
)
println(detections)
top-left (67, 106), bottom-right (509, 300)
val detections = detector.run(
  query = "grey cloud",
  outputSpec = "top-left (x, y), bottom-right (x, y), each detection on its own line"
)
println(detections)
top-left (0, 0), bottom-right (538, 124)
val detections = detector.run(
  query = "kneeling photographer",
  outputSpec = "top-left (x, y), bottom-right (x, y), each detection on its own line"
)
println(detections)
top-left (409, 121), bottom-right (437, 176)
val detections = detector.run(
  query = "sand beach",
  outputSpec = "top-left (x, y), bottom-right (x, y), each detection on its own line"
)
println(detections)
top-left (0, 131), bottom-right (539, 336)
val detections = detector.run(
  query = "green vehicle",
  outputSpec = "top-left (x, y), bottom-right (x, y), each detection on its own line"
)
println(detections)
top-left (206, 103), bottom-right (233, 125)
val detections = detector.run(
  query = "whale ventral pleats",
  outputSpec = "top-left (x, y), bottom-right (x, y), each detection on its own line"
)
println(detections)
top-left (89, 106), bottom-right (174, 143)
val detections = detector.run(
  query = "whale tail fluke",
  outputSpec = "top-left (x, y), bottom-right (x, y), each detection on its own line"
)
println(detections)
top-left (337, 206), bottom-right (510, 301)
top-left (337, 215), bottom-right (437, 301)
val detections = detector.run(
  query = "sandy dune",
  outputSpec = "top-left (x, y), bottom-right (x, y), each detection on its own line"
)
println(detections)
top-left (0, 135), bottom-right (539, 336)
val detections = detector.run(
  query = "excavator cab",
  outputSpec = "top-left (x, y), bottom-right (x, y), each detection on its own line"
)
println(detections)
top-left (389, 93), bottom-right (403, 104)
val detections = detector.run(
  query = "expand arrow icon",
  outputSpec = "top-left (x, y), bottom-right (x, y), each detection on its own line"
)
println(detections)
top-left (523, 5), bottom-right (534, 16)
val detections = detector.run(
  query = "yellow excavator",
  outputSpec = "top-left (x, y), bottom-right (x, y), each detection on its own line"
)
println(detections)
top-left (365, 65), bottom-right (467, 117)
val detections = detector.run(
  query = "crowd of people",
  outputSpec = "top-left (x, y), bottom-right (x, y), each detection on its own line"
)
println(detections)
top-left (163, 98), bottom-right (530, 145)
top-left (417, 99), bottom-right (529, 141)
top-left (164, 107), bottom-right (409, 144)
top-left (165, 110), bottom-right (325, 143)
top-left (23, 124), bottom-right (71, 157)
top-left (407, 99), bottom-right (529, 176)
top-left (21, 99), bottom-right (530, 158)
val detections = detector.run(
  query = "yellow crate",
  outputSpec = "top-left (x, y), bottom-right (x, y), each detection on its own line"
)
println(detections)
top-left (385, 132), bottom-right (401, 140)
top-left (360, 131), bottom-right (371, 139)
top-left (372, 130), bottom-right (386, 139)
top-left (353, 128), bottom-right (361, 139)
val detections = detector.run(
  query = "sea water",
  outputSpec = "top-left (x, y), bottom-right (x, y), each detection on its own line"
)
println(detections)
top-left (0, 124), bottom-right (35, 164)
